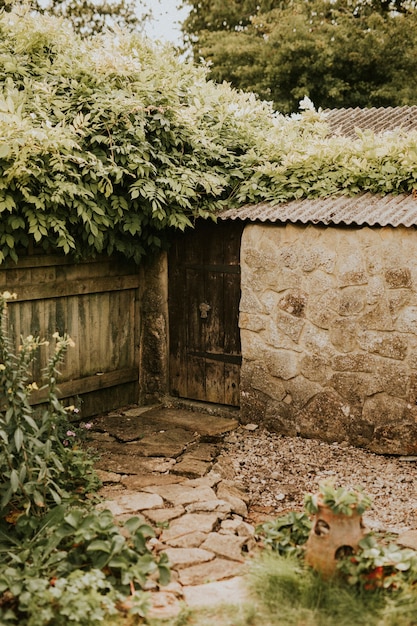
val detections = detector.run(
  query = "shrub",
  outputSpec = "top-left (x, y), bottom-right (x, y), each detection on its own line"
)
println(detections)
top-left (0, 292), bottom-right (170, 624)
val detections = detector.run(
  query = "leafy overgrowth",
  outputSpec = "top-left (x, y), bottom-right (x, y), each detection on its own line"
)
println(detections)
top-left (2, 9), bottom-right (417, 264)
top-left (0, 292), bottom-right (170, 624)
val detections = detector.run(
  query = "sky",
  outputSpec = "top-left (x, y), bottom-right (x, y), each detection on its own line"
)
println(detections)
top-left (139, 0), bottom-right (190, 45)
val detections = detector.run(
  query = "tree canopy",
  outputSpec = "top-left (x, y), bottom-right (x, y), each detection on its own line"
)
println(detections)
top-left (181, 0), bottom-right (417, 112)
top-left (0, 0), bottom-right (148, 36)
top-left (2, 8), bottom-right (417, 265)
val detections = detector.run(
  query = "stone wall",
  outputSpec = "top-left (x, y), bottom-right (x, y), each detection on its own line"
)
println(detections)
top-left (239, 222), bottom-right (417, 454)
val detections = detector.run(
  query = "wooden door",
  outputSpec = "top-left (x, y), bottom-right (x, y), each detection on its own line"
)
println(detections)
top-left (169, 220), bottom-right (243, 406)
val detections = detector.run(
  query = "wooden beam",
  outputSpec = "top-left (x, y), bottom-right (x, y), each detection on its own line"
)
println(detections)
top-left (8, 275), bottom-right (140, 302)
top-left (29, 367), bottom-right (138, 405)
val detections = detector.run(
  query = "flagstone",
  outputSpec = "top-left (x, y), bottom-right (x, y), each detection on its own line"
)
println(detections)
top-left (200, 532), bottom-right (246, 562)
top-left (178, 558), bottom-right (244, 586)
top-left (163, 547), bottom-right (215, 569)
top-left (159, 513), bottom-right (219, 543)
top-left (143, 483), bottom-right (217, 506)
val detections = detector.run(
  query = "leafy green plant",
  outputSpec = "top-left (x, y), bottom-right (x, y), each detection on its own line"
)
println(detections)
top-left (2, 9), bottom-right (417, 267)
top-left (338, 534), bottom-right (417, 592)
top-left (304, 482), bottom-right (372, 517)
top-left (256, 511), bottom-right (312, 556)
top-left (0, 292), bottom-right (99, 518)
top-left (0, 292), bottom-right (171, 624)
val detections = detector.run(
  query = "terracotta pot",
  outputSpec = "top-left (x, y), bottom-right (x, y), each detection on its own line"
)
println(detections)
top-left (304, 504), bottom-right (366, 578)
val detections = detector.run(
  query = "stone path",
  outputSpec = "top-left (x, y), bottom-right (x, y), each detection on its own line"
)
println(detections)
top-left (87, 404), bottom-right (256, 620)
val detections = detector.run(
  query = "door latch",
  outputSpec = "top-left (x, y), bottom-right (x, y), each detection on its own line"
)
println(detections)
top-left (199, 302), bottom-right (211, 319)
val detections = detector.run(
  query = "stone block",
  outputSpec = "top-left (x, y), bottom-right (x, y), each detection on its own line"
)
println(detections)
top-left (330, 372), bottom-right (382, 404)
top-left (278, 290), bottom-right (308, 317)
top-left (329, 318), bottom-right (357, 353)
top-left (266, 349), bottom-right (299, 380)
top-left (385, 268), bottom-right (412, 289)
top-left (395, 306), bottom-right (417, 333)
top-left (359, 300), bottom-right (394, 331)
top-left (338, 287), bottom-right (366, 316)
top-left (250, 364), bottom-right (286, 401)
top-left (284, 376), bottom-right (323, 410)
top-left (296, 391), bottom-right (352, 443)
top-left (275, 308), bottom-right (305, 342)
top-left (300, 353), bottom-right (330, 384)
top-left (331, 352), bottom-right (379, 373)
top-left (357, 331), bottom-right (408, 360)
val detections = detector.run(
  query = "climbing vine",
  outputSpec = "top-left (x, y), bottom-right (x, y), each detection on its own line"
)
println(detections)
top-left (1, 8), bottom-right (417, 265)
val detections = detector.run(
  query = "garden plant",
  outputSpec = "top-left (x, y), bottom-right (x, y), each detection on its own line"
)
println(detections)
top-left (0, 291), bottom-right (170, 625)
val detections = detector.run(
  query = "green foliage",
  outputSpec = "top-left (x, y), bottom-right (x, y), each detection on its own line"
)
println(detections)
top-left (0, 292), bottom-right (170, 624)
top-left (246, 551), bottom-right (417, 625)
top-left (3, 9), bottom-right (417, 265)
top-left (249, 485), bottom-right (417, 625)
top-left (338, 535), bottom-right (417, 591)
top-left (256, 511), bottom-right (312, 556)
top-left (0, 292), bottom-right (99, 517)
top-left (304, 483), bottom-right (372, 517)
top-left (183, 0), bottom-right (417, 112)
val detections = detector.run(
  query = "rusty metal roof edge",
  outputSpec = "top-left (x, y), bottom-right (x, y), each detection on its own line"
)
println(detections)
top-left (217, 192), bottom-right (417, 228)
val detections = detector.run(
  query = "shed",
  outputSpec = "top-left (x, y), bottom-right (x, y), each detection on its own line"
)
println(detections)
top-left (162, 107), bottom-right (417, 455)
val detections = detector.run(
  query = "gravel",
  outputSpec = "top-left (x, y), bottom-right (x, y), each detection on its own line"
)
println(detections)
top-left (219, 426), bottom-right (417, 535)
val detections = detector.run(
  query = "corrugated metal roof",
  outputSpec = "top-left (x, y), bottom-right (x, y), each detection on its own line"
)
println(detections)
top-left (218, 193), bottom-right (417, 228)
top-left (218, 107), bottom-right (417, 228)
top-left (324, 106), bottom-right (417, 137)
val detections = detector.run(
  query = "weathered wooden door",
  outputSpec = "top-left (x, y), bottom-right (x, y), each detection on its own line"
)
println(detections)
top-left (169, 220), bottom-right (243, 406)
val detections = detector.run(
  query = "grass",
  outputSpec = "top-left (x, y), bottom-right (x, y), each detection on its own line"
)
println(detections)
top-left (144, 552), bottom-right (417, 626)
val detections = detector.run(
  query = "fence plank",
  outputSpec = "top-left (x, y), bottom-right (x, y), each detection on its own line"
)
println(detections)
top-left (2, 255), bottom-right (140, 417)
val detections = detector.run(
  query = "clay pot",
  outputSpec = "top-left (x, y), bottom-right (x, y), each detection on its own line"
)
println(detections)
top-left (304, 504), bottom-right (366, 578)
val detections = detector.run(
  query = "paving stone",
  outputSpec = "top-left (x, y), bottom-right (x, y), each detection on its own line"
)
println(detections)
top-left (163, 531), bottom-right (208, 549)
top-left (135, 428), bottom-right (198, 458)
top-left (164, 547), bottom-right (215, 569)
top-left (184, 442), bottom-right (220, 461)
top-left (142, 506), bottom-right (185, 524)
top-left (121, 473), bottom-right (185, 489)
top-left (183, 576), bottom-right (248, 608)
top-left (216, 481), bottom-right (249, 517)
top-left (220, 519), bottom-right (255, 538)
top-left (172, 456), bottom-right (212, 478)
top-left (217, 480), bottom-right (251, 505)
top-left (178, 557), bottom-right (244, 586)
top-left (185, 499), bottom-right (232, 516)
top-left (147, 591), bottom-right (183, 620)
top-left (200, 533), bottom-right (246, 562)
top-left (95, 470), bottom-right (122, 483)
top-left (95, 453), bottom-right (175, 474)
top-left (159, 513), bottom-right (219, 543)
top-left (94, 407), bottom-right (238, 442)
top-left (99, 490), bottom-right (163, 516)
top-left (143, 483), bottom-right (217, 506)
top-left (186, 472), bottom-right (223, 488)
top-left (397, 529), bottom-right (417, 550)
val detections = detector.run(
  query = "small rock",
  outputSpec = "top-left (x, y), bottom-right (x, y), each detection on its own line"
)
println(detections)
top-left (243, 424), bottom-right (259, 431)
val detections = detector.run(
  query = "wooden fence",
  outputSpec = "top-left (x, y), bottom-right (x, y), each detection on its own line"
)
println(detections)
top-left (1, 253), bottom-right (140, 417)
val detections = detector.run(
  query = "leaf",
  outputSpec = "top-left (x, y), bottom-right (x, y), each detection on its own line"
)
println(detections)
top-left (14, 427), bottom-right (23, 452)
top-left (10, 469), bottom-right (19, 492)
top-left (86, 539), bottom-right (111, 553)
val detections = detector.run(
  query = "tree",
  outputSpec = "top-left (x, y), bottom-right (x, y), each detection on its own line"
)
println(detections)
top-left (181, 0), bottom-right (417, 112)
top-left (0, 0), bottom-right (151, 36)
